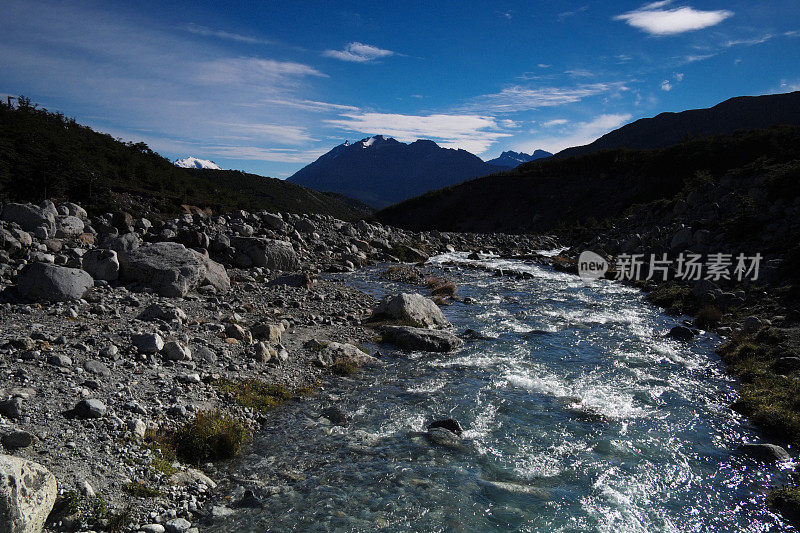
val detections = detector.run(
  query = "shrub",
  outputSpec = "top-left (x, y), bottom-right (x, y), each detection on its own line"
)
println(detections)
top-left (694, 305), bottom-right (723, 328)
top-left (123, 482), bottom-right (161, 498)
top-left (214, 378), bottom-right (294, 411)
top-left (170, 410), bottom-right (250, 464)
top-left (330, 360), bottom-right (357, 376)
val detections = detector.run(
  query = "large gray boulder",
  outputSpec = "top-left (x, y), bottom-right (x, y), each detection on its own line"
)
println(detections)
top-left (231, 237), bottom-right (298, 270)
top-left (16, 263), bottom-right (93, 302)
top-left (315, 342), bottom-right (374, 367)
top-left (81, 249), bottom-right (119, 281)
top-left (0, 455), bottom-right (57, 533)
top-left (260, 212), bottom-right (286, 232)
top-left (379, 325), bottom-right (463, 352)
top-left (0, 203), bottom-right (55, 235)
top-left (369, 293), bottom-right (451, 328)
top-left (55, 215), bottom-right (85, 237)
top-left (119, 242), bottom-right (230, 297)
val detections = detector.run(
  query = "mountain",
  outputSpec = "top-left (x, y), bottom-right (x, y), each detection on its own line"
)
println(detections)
top-left (287, 135), bottom-right (506, 208)
top-left (485, 149), bottom-right (551, 168)
top-left (556, 90), bottom-right (800, 158)
top-left (174, 156), bottom-right (222, 170)
top-left (0, 98), bottom-right (370, 220)
top-left (376, 125), bottom-right (800, 234)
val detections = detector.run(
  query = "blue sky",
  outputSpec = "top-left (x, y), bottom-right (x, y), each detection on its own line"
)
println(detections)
top-left (1, 1), bottom-right (799, 177)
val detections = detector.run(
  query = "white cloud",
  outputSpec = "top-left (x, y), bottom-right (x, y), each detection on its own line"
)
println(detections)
top-left (674, 72), bottom-right (684, 82)
top-left (615, 3), bottom-right (733, 36)
top-left (499, 119), bottom-right (521, 128)
top-left (661, 80), bottom-right (672, 91)
top-left (323, 42), bottom-right (394, 62)
top-left (565, 69), bottom-right (594, 77)
top-left (513, 114), bottom-right (632, 154)
top-left (542, 119), bottom-right (569, 127)
top-left (263, 98), bottom-right (360, 112)
top-left (465, 83), bottom-right (628, 112)
top-left (683, 53), bottom-right (716, 63)
top-left (324, 112), bottom-right (512, 154)
top-left (185, 23), bottom-right (272, 45)
top-left (212, 122), bottom-right (317, 144)
top-left (195, 57), bottom-right (326, 85)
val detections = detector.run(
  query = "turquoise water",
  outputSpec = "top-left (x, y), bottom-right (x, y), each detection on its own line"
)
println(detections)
top-left (209, 253), bottom-right (794, 532)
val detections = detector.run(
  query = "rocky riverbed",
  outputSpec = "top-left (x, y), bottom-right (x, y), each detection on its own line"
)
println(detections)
top-left (0, 200), bottom-right (554, 532)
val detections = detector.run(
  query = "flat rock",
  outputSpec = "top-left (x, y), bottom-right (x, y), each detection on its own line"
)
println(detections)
top-left (739, 443), bottom-right (791, 462)
top-left (379, 326), bottom-right (463, 352)
top-left (16, 263), bottom-right (93, 302)
top-left (0, 454), bottom-right (57, 533)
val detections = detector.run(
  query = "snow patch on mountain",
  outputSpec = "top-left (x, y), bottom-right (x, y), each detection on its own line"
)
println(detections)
top-left (174, 156), bottom-right (222, 170)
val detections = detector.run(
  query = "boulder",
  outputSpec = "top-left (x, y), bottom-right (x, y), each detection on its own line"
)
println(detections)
top-left (315, 342), bottom-right (374, 367)
top-left (119, 242), bottom-right (230, 297)
top-left (162, 341), bottom-right (191, 361)
top-left (379, 325), bottom-right (463, 352)
top-left (55, 216), bottom-right (84, 237)
top-left (294, 218), bottom-right (317, 233)
top-left (0, 203), bottom-right (55, 234)
top-left (16, 263), bottom-right (93, 302)
top-left (428, 418), bottom-right (463, 435)
top-left (72, 399), bottom-right (106, 419)
top-left (369, 293), bottom-right (451, 328)
top-left (425, 427), bottom-right (462, 448)
top-left (260, 212), bottom-right (286, 231)
top-left (81, 249), bottom-right (119, 281)
top-left (231, 237), bottom-right (298, 270)
top-left (132, 333), bottom-right (164, 353)
top-left (667, 325), bottom-right (695, 341)
top-left (0, 455), bottom-right (57, 533)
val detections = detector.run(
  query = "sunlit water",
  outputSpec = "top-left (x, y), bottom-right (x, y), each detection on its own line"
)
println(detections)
top-left (208, 253), bottom-right (795, 532)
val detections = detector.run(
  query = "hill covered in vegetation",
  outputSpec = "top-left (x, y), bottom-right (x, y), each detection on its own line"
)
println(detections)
top-left (377, 125), bottom-right (800, 235)
top-left (0, 97), bottom-right (371, 220)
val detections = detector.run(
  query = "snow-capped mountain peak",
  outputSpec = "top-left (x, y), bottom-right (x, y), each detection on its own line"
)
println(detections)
top-left (173, 156), bottom-right (222, 170)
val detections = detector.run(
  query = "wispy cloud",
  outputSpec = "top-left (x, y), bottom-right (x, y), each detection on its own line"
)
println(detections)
top-left (514, 113), bottom-right (632, 154)
top-left (615, 2), bottom-right (733, 36)
top-left (465, 83), bottom-right (628, 112)
top-left (661, 80), bottom-right (672, 91)
top-left (212, 122), bottom-right (317, 144)
top-left (195, 57), bottom-right (325, 86)
top-left (263, 98), bottom-right (360, 112)
top-left (724, 34), bottom-right (773, 47)
top-left (325, 112), bottom-right (512, 154)
top-left (185, 23), bottom-right (273, 45)
top-left (323, 42), bottom-right (394, 62)
top-left (542, 119), bottom-right (569, 127)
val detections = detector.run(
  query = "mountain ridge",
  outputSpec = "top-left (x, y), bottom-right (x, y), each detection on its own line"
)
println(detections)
top-left (287, 136), bottom-right (508, 208)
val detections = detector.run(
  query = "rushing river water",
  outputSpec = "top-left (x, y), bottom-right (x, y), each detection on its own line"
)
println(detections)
top-left (209, 253), bottom-right (795, 532)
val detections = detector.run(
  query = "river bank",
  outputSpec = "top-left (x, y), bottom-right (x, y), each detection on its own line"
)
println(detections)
top-left (0, 199), bottom-right (554, 532)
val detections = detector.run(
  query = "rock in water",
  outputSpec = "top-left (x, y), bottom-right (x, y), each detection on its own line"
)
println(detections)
top-left (739, 443), bottom-right (791, 462)
top-left (369, 293), bottom-right (452, 328)
top-left (378, 326), bottom-right (463, 352)
top-left (425, 427), bottom-right (462, 449)
top-left (16, 263), bottom-right (93, 302)
top-left (428, 418), bottom-right (463, 435)
top-left (231, 237), bottom-right (298, 270)
top-left (0, 455), bottom-right (57, 533)
top-left (315, 342), bottom-right (374, 367)
top-left (119, 242), bottom-right (230, 297)
top-left (667, 325), bottom-right (695, 341)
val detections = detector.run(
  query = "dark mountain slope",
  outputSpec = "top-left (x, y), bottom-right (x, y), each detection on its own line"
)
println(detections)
top-left (0, 98), bottom-right (369, 220)
top-left (376, 126), bottom-right (800, 234)
top-left (556, 91), bottom-right (800, 158)
top-left (288, 136), bottom-right (506, 208)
